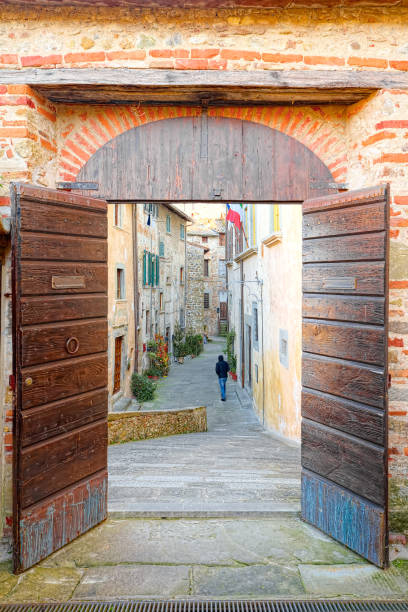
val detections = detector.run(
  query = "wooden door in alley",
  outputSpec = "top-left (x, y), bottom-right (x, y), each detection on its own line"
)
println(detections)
top-left (301, 185), bottom-right (390, 568)
top-left (11, 183), bottom-right (108, 573)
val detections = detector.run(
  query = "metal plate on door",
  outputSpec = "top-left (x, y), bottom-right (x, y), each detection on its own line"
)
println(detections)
top-left (323, 277), bottom-right (356, 290)
top-left (52, 275), bottom-right (86, 289)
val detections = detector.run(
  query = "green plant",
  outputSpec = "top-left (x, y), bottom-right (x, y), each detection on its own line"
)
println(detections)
top-left (225, 329), bottom-right (235, 362)
top-left (185, 331), bottom-right (203, 356)
top-left (148, 335), bottom-right (170, 375)
top-left (230, 355), bottom-right (237, 374)
top-left (130, 373), bottom-right (157, 402)
top-left (147, 339), bottom-right (158, 352)
top-left (173, 322), bottom-right (185, 359)
top-left (145, 365), bottom-right (162, 377)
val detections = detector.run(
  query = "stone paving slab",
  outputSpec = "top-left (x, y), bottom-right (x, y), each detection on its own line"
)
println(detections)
top-left (108, 339), bottom-right (300, 517)
top-left (72, 566), bottom-right (191, 600)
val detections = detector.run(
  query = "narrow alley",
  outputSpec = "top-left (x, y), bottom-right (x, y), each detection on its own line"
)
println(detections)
top-left (108, 338), bottom-right (301, 516)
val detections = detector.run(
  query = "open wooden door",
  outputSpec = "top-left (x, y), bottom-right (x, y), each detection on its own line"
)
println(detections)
top-left (11, 183), bottom-right (108, 573)
top-left (301, 185), bottom-right (389, 568)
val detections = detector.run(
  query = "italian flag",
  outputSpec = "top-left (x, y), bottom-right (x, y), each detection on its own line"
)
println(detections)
top-left (226, 203), bottom-right (244, 229)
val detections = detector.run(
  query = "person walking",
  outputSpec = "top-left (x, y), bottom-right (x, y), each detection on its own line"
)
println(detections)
top-left (215, 354), bottom-right (230, 401)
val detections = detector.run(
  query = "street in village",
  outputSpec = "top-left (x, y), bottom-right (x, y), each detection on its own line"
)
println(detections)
top-left (0, 339), bottom-right (408, 602)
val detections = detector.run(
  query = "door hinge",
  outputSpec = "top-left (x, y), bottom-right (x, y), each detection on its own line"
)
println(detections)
top-left (56, 182), bottom-right (99, 191)
top-left (8, 374), bottom-right (15, 392)
top-left (310, 181), bottom-right (349, 191)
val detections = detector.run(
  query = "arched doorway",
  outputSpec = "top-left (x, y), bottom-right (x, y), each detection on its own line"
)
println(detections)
top-left (11, 115), bottom-right (389, 572)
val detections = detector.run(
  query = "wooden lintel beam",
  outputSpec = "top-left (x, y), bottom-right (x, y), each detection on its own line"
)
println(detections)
top-left (1, 68), bottom-right (407, 89)
top-left (1, 68), bottom-right (407, 105)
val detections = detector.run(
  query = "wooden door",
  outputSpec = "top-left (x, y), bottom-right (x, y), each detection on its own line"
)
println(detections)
top-left (301, 185), bottom-right (389, 568)
top-left (220, 302), bottom-right (227, 321)
top-left (113, 336), bottom-right (123, 394)
top-left (11, 183), bottom-right (108, 573)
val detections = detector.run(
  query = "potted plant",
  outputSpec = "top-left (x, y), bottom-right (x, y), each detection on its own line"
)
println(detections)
top-left (130, 373), bottom-right (157, 403)
top-left (173, 322), bottom-right (186, 364)
top-left (145, 366), bottom-right (162, 380)
top-left (230, 355), bottom-right (238, 381)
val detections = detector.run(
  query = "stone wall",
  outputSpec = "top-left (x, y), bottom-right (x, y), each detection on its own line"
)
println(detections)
top-left (108, 405), bottom-right (207, 444)
top-left (186, 241), bottom-right (205, 334)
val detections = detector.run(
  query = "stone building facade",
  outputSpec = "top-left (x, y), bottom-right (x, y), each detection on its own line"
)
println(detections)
top-left (0, 0), bottom-right (407, 543)
top-left (186, 240), bottom-right (205, 334)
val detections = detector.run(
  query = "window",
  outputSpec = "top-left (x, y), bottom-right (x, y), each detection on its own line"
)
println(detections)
top-left (204, 292), bottom-right (210, 309)
top-left (160, 292), bottom-right (164, 311)
top-left (180, 267), bottom-right (184, 284)
top-left (146, 310), bottom-right (150, 335)
top-left (180, 308), bottom-right (185, 328)
top-left (159, 240), bottom-right (165, 257)
top-left (114, 204), bottom-right (123, 228)
top-left (116, 267), bottom-right (125, 299)
top-left (166, 215), bottom-right (171, 233)
top-left (143, 250), bottom-right (159, 286)
top-left (219, 233), bottom-right (225, 246)
top-left (144, 203), bottom-right (158, 218)
top-left (254, 306), bottom-right (259, 342)
top-left (218, 259), bottom-right (226, 276)
top-left (202, 236), bottom-right (208, 243)
top-left (180, 224), bottom-right (185, 240)
top-left (204, 259), bottom-right (209, 276)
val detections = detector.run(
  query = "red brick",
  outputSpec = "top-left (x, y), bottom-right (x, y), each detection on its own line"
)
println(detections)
top-left (220, 49), bottom-right (260, 61)
top-left (65, 139), bottom-right (89, 162)
top-left (262, 52), bottom-right (302, 63)
top-left (390, 60), bottom-right (408, 71)
top-left (0, 85), bottom-right (6, 94)
top-left (374, 153), bottom-right (408, 164)
top-left (7, 84), bottom-right (31, 95)
top-left (149, 49), bottom-right (173, 58)
top-left (331, 166), bottom-right (347, 179)
top-left (375, 120), bottom-right (408, 130)
top-left (175, 58), bottom-right (209, 69)
top-left (208, 59), bottom-right (227, 70)
top-left (174, 49), bottom-right (189, 58)
top-left (362, 131), bottom-right (397, 146)
top-left (390, 229), bottom-right (400, 239)
top-left (21, 54), bottom-right (62, 67)
top-left (348, 56), bottom-right (388, 69)
top-left (0, 126), bottom-right (29, 137)
top-left (191, 48), bottom-right (219, 59)
top-left (389, 337), bottom-right (404, 347)
top-left (3, 433), bottom-right (12, 445)
top-left (40, 137), bottom-right (57, 152)
top-left (394, 195), bottom-right (408, 205)
top-left (149, 59), bottom-right (174, 69)
top-left (389, 411), bottom-right (407, 416)
top-left (106, 50), bottom-right (146, 61)
top-left (37, 106), bottom-right (56, 122)
top-left (392, 369), bottom-right (408, 378)
top-left (391, 218), bottom-right (408, 227)
top-left (0, 54), bottom-right (18, 64)
top-left (390, 281), bottom-right (408, 289)
top-left (0, 196), bottom-right (10, 205)
top-left (304, 55), bottom-right (345, 66)
top-left (64, 52), bottom-right (105, 63)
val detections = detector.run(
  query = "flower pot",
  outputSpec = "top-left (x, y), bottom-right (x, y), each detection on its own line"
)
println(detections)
top-left (230, 372), bottom-right (237, 381)
top-left (178, 357), bottom-right (184, 364)
top-left (148, 375), bottom-right (159, 380)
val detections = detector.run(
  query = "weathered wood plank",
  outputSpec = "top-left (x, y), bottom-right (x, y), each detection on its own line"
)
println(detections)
top-left (302, 419), bottom-right (385, 505)
top-left (302, 185), bottom-right (387, 214)
top-left (0, 0), bottom-right (401, 8)
top-left (303, 320), bottom-right (385, 366)
top-left (22, 319), bottom-right (107, 366)
top-left (303, 261), bottom-right (385, 296)
top-left (21, 354), bottom-right (107, 409)
top-left (18, 471), bottom-right (107, 572)
top-left (302, 388), bottom-right (385, 445)
top-left (20, 422), bottom-right (107, 508)
top-left (20, 262), bottom-right (107, 296)
top-left (21, 389), bottom-right (108, 447)
top-left (21, 232), bottom-right (107, 262)
top-left (20, 295), bottom-right (108, 325)
top-left (18, 184), bottom-right (107, 212)
top-left (302, 294), bottom-right (385, 325)
top-left (303, 202), bottom-right (386, 239)
top-left (301, 470), bottom-right (386, 567)
top-left (20, 201), bottom-right (107, 238)
top-left (302, 354), bottom-right (385, 408)
top-left (302, 231), bottom-right (386, 263)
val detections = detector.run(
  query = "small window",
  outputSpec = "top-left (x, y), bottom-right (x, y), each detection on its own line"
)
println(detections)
top-left (218, 259), bottom-right (226, 276)
top-left (204, 292), bottom-right (210, 309)
top-left (116, 267), bottom-right (125, 299)
top-left (114, 204), bottom-right (123, 228)
top-left (160, 292), bottom-right (164, 311)
top-left (204, 259), bottom-right (209, 277)
top-left (180, 267), bottom-right (184, 284)
top-left (180, 224), bottom-right (185, 240)
top-left (144, 203), bottom-right (158, 218)
top-left (219, 233), bottom-right (225, 246)
top-left (202, 236), bottom-right (208, 244)
top-left (166, 215), bottom-right (171, 233)
top-left (146, 310), bottom-right (150, 335)
top-left (159, 241), bottom-right (165, 257)
top-left (180, 308), bottom-right (185, 328)
top-left (254, 306), bottom-right (259, 342)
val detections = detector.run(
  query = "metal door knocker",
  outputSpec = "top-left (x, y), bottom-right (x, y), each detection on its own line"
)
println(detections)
top-left (65, 337), bottom-right (80, 354)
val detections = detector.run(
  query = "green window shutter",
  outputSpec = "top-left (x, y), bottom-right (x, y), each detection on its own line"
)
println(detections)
top-left (159, 241), bottom-right (164, 257)
top-left (149, 253), bottom-right (152, 286)
top-left (143, 250), bottom-right (147, 286)
top-left (166, 215), bottom-right (171, 232)
top-left (180, 224), bottom-right (185, 240)
top-left (156, 254), bottom-right (160, 285)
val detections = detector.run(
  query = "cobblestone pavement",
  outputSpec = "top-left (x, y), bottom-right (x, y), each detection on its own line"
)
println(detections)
top-left (108, 338), bottom-right (301, 516)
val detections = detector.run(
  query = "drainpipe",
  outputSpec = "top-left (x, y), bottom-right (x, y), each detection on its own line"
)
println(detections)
top-left (240, 260), bottom-right (245, 388)
top-left (132, 205), bottom-right (139, 373)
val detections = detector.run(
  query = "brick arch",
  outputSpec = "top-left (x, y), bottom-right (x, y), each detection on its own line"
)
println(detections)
top-left (58, 105), bottom-right (347, 184)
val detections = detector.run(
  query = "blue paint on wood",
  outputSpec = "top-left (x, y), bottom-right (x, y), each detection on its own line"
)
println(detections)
top-left (19, 474), bottom-right (107, 570)
top-left (301, 470), bottom-right (386, 567)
